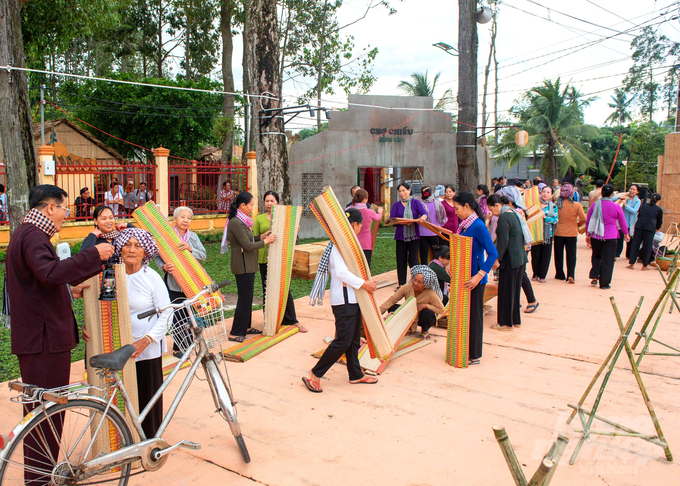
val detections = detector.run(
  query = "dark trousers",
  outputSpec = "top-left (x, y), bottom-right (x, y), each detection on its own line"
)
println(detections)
top-left (554, 235), bottom-right (577, 280)
top-left (419, 235), bottom-right (441, 265)
top-left (259, 263), bottom-right (298, 326)
top-left (629, 229), bottom-right (655, 266)
top-left (231, 272), bottom-right (255, 337)
top-left (521, 270), bottom-right (536, 304)
top-left (389, 303), bottom-right (436, 333)
top-left (616, 229), bottom-right (625, 258)
top-left (136, 357), bottom-right (163, 438)
top-left (589, 238), bottom-right (617, 288)
top-left (312, 300), bottom-right (364, 381)
top-left (166, 282), bottom-right (188, 352)
top-left (363, 249), bottom-right (373, 267)
top-left (18, 347), bottom-right (71, 485)
top-left (396, 239), bottom-right (420, 285)
top-left (530, 241), bottom-right (553, 279)
top-left (498, 263), bottom-right (523, 327)
top-left (469, 283), bottom-right (486, 361)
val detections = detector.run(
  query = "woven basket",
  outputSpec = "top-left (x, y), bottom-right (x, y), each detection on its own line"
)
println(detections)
top-left (656, 257), bottom-right (673, 272)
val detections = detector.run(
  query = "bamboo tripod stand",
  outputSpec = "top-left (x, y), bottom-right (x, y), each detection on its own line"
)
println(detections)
top-left (631, 267), bottom-right (680, 363)
top-left (565, 296), bottom-right (673, 465)
top-left (493, 426), bottom-right (569, 486)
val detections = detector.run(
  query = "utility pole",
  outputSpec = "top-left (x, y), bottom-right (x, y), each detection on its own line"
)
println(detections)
top-left (456, 0), bottom-right (480, 192)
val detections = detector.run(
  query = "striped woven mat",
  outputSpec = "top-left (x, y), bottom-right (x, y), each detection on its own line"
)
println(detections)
top-left (162, 355), bottom-right (191, 376)
top-left (446, 234), bottom-right (473, 368)
top-left (222, 325), bottom-right (299, 362)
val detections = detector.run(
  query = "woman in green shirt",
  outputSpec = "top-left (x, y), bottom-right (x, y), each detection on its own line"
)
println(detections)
top-left (253, 190), bottom-right (307, 332)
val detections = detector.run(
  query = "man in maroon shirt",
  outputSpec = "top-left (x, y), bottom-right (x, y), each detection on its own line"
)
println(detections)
top-left (6, 184), bottom-right (114, 484)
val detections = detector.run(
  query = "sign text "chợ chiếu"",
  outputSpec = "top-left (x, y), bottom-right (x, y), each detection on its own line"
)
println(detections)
top-left (370, 126), bottom-right (414, 143)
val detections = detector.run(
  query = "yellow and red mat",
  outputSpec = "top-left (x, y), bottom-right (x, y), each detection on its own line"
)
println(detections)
top-left (221, 325), bottom-right (299, 362)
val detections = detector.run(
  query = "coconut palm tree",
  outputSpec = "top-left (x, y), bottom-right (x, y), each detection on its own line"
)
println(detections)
top-left (604, 88), bottom-right (634, 126)
top-left (397, 71), bottom-right (452, 110)
top-left (492, 78), bottom-right (597, 180)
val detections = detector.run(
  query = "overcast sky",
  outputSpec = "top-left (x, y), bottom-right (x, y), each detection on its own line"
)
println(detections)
top-left (228, 0), bottom-right (679, 132)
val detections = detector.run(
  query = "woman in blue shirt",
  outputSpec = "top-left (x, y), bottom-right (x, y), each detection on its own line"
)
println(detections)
top-left (452, 192), bottom-right (498, 365)
top-left (530, 184), bottom-right (559, 283)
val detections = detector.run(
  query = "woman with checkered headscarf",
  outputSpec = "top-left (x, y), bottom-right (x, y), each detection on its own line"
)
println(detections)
top-left (378, 264), bottom-right (445, 337)
top-left (115, 228), bottom-right (172, 438)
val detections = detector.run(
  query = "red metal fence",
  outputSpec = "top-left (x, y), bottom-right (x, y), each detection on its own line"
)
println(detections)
top-left (55, 157), bottom-right (156, 221)
top-left (168, 158), bottom-right (248, 215)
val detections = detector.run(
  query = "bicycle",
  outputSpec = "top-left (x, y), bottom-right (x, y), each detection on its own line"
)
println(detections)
top-left (0, 279), bottom-right (250, 486)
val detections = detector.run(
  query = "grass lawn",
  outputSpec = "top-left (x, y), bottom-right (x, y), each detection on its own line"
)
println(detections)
top-left (0, 227), bottom-right (398, 382)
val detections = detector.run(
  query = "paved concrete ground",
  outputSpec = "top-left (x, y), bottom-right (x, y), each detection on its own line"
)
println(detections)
top-left (2, 236), bottom-right (680, 485)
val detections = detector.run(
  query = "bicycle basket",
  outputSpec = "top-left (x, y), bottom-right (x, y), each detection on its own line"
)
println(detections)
top-left (170, 300), bottom-right (228, 353)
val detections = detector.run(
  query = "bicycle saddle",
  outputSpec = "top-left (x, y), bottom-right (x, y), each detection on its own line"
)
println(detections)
top-left (89, 345), bottom-right (136, 370)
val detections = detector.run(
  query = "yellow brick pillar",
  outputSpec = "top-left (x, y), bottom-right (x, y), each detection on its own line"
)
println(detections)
top-left (381, 167), bottom-right (391, 219)
top-left (153, 146), bottom-right (170, 216)
top-left (246, 151), bottom-right (258, 214)
top-left (37, 145), bottom-right (56, 185)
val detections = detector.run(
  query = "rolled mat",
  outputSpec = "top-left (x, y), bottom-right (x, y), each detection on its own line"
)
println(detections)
top-left (264, 205), bottom-right (302, 336)
top-left (133, 201), bottom-right (222, 309)
top-left (222, 325), bottom-right (299, 362)
top-left (526, 208), bottom-right (545, 245)
top-left (310, 187), bottom-right (391, 360)
top-left (445, 234), bottom-right (473, 368)
top-left (523, 185), bottom-right (541, 211)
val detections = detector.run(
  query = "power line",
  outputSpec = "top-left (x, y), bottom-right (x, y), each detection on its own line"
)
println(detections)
top-left (524, 0), bottom-right (637, 37)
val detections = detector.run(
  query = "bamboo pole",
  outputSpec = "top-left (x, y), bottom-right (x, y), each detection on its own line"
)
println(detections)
top-left (635, 292), bottom-right (670, 366)
top-left (493, 426), bottom-right (528, 486)
top-left (568, 297), bottom-right (643, 465)
top-left (541, 435), bottom-right (568, 486)
top-left (566, 298), bottom-right (642, 425)
top-left (631, 269), bottom-right (679, 349)
top-left (610, 298), bottom-right (674, 462)
top-left (527, 458), bottom-right (553, 486)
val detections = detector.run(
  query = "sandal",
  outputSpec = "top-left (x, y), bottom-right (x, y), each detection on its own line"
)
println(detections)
top-left (524, 302), bottom-right (539, 313)
top-left (350, 375), bottom-right (378, 384)
top-left (468, 359), bottom-right (481, 365)
top-left (538, 278), bottom-right (546, 283)
top-left (295, 323), bottom-right (308, 333)
top-left (490, 324), bottom-right (513, 331)
top-left (228, 335), bottom-right (246, 343)
top-left (591, 279), bottom-right (598, 286)
top-left (626, 264), bottom-right (634, 269)
top-left (302, 376), bottom-right (322, 393)
top-left (246, 328), bottom-right (262, 335)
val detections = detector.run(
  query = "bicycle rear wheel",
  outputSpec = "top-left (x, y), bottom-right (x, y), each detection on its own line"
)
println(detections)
top-left (0, 399), bottom-right (134, 486)
top-left (204, 357), bottom-right (251, 463)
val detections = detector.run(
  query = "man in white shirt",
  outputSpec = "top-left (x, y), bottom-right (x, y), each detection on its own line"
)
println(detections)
top-left (105, 182), bottom-right (124, 217)
top-left (303, 208), bottom-right (378, 392)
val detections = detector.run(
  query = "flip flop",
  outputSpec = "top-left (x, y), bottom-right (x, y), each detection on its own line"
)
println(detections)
top-left (246, 328), bottom-right (262, 335)
top-left (295, 324), bottom-right (309, 333)
top-left (490, 324), bottom-right (513, 331)
top-left (349, 376), bottom-right (378, 384)
top-left (302, 377), bottom-right (322, 393)
top-left (468, 359), bottom-right (481, 365)
top-left (228, 336), bottom-right (246, 343)
top-left (524, 302), bottom-right (539, 313)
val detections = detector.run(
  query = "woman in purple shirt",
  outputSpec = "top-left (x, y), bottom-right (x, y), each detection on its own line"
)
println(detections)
top-left (390, 183), bottom-right (427, 287)
top-left (418, 185), bottom-right (448, 265)
top-left (586, 184), bottom-right (630, 289)
top-left (442, 185), bottom-right (459, 240)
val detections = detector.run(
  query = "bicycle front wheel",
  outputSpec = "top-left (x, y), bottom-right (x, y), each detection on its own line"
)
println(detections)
top-left (0, 399), bottom-right (134, 486)
top-left (204, 357), bottom-right (251, 463)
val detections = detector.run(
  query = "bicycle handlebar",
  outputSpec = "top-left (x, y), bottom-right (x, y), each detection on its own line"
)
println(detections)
top-left (136, 279), bottom-right (231, 319)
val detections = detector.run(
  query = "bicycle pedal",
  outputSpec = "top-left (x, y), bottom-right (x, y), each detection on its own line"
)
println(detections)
top-left (180, 441), bottom-right (202, 450)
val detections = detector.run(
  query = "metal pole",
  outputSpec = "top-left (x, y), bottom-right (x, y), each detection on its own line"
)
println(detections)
top-left (40, 84), bottom-right (45, 146)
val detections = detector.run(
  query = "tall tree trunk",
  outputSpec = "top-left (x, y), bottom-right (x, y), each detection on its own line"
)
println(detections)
top-left (456, 0), bottom-right (479, 193)
top-left (316, 0), bottom-right (328, 132)
top-left (244, 0), bottom-right (290, 203)
top-left (481, 17), bottom-right (496, 138)
top-left (0, 0), bottom-right (39, 234)
top-left (493, 42), bottom-right (499, 141)
top-left (221, 0), bottom-right (235, 165)
top-left (279, 2), bottom-right (291, 84)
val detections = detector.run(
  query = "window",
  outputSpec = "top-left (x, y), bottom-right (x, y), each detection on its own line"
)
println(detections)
top-left (301, 172), bottom-right (324, 216)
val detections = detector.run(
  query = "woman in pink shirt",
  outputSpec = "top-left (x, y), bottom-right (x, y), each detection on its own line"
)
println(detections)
top-left (350, 189), bottom-right (383, 266)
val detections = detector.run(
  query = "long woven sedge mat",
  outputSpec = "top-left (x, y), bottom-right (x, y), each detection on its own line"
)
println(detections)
top-left (446, 234), bottom-right (473, 368)
top-left (221, 325), bottom-right (299, 362)
top-left (310, 187), bottom-right (391, 360)
top-left (437, 284), bottom-right (498, 326)
top-left (133, 201), bottom-right (222, 308)
top-left (264, 205), bottom-right (302, 336)
top-left (162, 355), bottom-right (191, 376)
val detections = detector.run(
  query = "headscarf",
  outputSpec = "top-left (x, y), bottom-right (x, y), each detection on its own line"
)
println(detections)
top-left (174, 226), bottom-right (191, 243)
top-left (587, 197), bottom-right (612, 239)
top-left (309, 243), bottom-right (334, 306)
top-left (402, 197), bottom-right (417, 242)
top-left (114, 228), bottom-right (158, 267)
top-left (420, 186), bottom-right (448, 226)
top-left (500, 186), bottom-right (526, 211)
top-left (434, 185), bottom-right (446, 199)
top-left (557, 183), bottom-right (575, 209)
top-left (537, 183), bottom-right (547, 192)
top-left (221, 209), bottom-right (254, 253)
top-left (410, 265), bottom-right (443, 301)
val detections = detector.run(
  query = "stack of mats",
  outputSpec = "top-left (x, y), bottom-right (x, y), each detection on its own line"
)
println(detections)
top-left (83, 264), bottom-right (140, 452)
top-left (264, 205), bottom-right (302, 336)
top-left (310, 187), bottom-right (392, 360)
top-left (522, 186), bottom-right (544, 245)
top-left (133, 201), bottom-right (222, 309)
top-left (446, 234), bottom-right (473, 368)
top-left (222, 325), bottom-right (299, 362)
